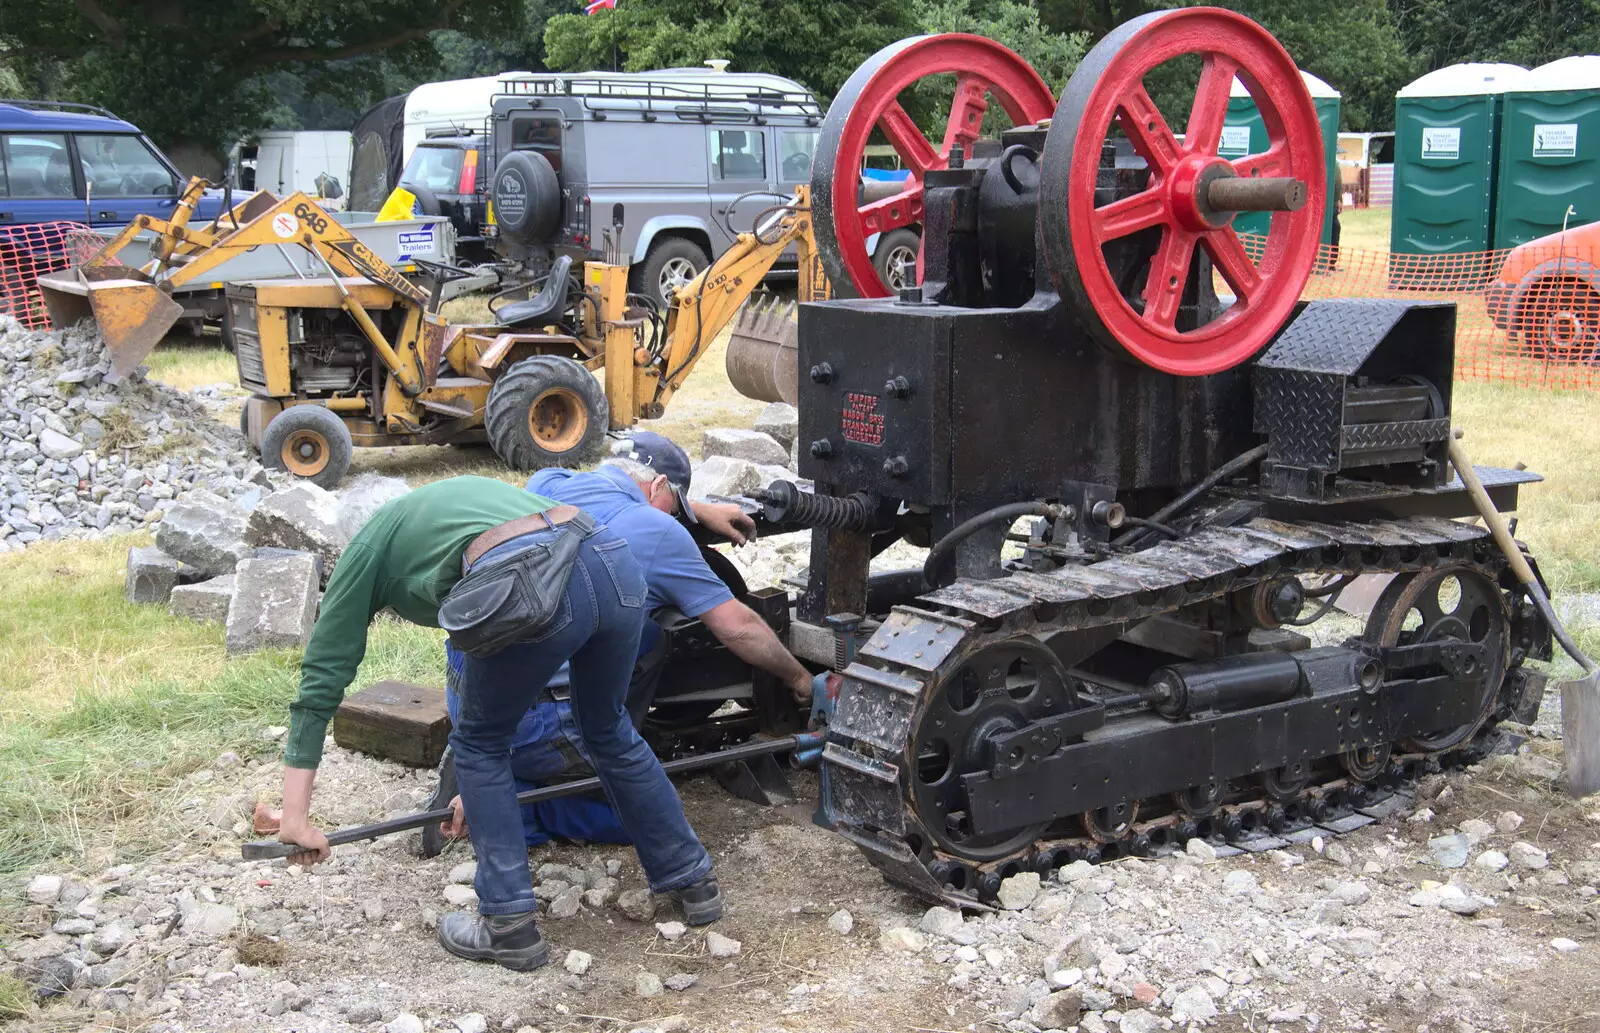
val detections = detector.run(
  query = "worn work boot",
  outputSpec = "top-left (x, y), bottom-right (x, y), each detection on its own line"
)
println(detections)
top-left (669, 874), bottom-right (724, 925)
top-left (438, 911), bottom-right (549, 971)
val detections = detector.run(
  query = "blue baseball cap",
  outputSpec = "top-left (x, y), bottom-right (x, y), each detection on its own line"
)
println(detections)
top-left (618, 430), bottom-right (697, 523)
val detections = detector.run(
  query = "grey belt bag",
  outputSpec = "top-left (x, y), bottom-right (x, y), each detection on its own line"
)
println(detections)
top-left (438, 511), bottom-right (600, 658)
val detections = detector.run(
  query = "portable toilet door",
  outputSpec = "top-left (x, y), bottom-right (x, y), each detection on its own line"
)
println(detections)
top-left (1221, 70), bottom-right (1340, 244)
top-left (1495, 56), bottom-right (1600, 247)
top-left (1390, 63), bottom-right (1528, 257)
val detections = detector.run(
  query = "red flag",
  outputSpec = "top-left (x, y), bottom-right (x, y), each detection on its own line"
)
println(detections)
top-left (585, 0), bottom-right (615, 13)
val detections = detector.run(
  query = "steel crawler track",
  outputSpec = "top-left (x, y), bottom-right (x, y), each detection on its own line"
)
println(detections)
top-left (821, 513), bottom-right (1542, 905)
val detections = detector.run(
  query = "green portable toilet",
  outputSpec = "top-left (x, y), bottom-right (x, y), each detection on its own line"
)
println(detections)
top-left (1390, 63), bottom-right (1528, 256)
top-left (1222, 71), bottom-right (1340, 244)
top-left (1495, 56), bottom-right (1600, 247)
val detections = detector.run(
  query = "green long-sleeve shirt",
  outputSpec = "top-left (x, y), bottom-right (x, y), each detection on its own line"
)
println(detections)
top-left (284, 475), bottom-right (559, 769)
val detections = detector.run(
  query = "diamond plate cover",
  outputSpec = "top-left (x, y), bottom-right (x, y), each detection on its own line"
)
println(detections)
top-left (1255, 368), bottom-right (1344, 468)
top-left (1258, 299), bottom-right (1424, 374)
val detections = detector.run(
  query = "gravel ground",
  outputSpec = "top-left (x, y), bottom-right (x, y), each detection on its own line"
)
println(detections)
top-left (6, 719), bottom-right (1598, 1033)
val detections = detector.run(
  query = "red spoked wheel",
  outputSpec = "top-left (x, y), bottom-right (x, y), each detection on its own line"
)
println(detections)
top-left (812, 34), bottom-right (1056, 297)
top-left (1039, 8), bottom-right (1325, 376)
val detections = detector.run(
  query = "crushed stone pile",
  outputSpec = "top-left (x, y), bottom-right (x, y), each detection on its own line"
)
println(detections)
top-left (0, 315), bottom-right (269, 551)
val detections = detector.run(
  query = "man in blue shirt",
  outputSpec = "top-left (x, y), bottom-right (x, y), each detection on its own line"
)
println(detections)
top-left (432, 432), bottom-right (812, 848)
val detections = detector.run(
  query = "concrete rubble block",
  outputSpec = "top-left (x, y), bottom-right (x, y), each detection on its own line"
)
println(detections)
top-left (689, 456), bottom-right (761, 499)
top-left (752, 402), bottom-right (798, 452)
top-left (245, 483), bottom-right (348, 584)
top-left (755, 464), bottom-right (796, 489)
top-left (38, 427), bottom-right (85, 461)
top-left (702, 428), bottom-right (789, 467)
top-left (168, 574), bottom-right (235, 623)
top-left (126, 546), bottom-right (182, 604)
top-left (336, 473), bottom-right (410, 540)
top-left (154, 491), bottom-right (250, 576)
top-left (225, 553), bottom-right (319, 655)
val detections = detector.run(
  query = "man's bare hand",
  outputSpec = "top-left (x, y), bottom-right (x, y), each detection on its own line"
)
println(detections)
top-left (278, 820), bottom-right (330, 867)
top-left (691, 500), bottom-right (755, 546)
top-left (788, 670), bottom-right (815, 704)
top-left (441, 795), bottom-right (470, 841)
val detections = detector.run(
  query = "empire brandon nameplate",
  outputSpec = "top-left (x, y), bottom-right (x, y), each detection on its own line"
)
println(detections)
top-left (840, 392), bottom-right (884, 446)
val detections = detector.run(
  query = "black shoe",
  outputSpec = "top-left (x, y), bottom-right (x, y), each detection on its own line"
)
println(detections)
top-left (420, 746), bottom-right (459, 859)
top-left (670, 875), bottom-right (723, 925)
top-left (438, 911), bottom-right (549, 971)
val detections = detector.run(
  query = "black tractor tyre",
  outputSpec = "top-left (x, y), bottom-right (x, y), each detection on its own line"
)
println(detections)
top-left (485, 354), bottom-right (609, 470)
top-left (260, 405), bottom-right (354, 489)
top-left (491, 151), bottom-right (561, 246)
top-left (872, 228), bottom-right (921, 292)
top-left (630, 236), bottom-right (711, 309)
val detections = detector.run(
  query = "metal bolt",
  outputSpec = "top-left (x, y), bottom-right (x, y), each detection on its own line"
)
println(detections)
top-left (897, 281), bottom-right (923, 304)
top-left (809, 438), bottom-right (835, 459)
top-left (809, 362), bottom-right (834, 384)
top-left (884, 375), bottom-right (911, 399)
top-left (949, 144), bottom-right (965, 169)
top-left (882, 455), bottom-right (909, 477)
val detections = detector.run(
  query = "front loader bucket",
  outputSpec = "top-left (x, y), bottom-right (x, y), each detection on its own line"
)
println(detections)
top-left (35, 269), bottom-right (94, 331)
top-left (90, 279), bottom-right (183, 378)
top-left (726, 295), bottom-right (799, 405)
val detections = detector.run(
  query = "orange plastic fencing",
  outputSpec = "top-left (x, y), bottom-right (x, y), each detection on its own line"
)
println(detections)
top-left (1241, 232), bottom-right (1600, 391)
top-left (0, 221), bottom-right (100, 330)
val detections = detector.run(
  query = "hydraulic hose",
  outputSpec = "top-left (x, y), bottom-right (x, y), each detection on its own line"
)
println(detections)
top-left (923, 501), bottom-right (1056, 587)
top-left (1115, 444), bottom-right (1270, 549)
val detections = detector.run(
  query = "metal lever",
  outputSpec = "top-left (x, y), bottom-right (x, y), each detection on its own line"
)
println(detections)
top-left (240, 732), bottom-right (819, 861)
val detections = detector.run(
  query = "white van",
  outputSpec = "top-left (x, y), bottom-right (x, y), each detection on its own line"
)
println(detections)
top-left (233, 130), bottom-right (353, 208)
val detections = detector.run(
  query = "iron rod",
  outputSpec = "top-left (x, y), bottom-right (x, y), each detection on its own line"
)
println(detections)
top-left (240, 733), bottom-right (811, 861)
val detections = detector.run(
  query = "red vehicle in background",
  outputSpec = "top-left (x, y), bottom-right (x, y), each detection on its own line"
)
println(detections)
top-left (1485, 220), bottom-right (1600, 362)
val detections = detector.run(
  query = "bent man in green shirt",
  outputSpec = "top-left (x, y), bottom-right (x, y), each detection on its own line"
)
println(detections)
top-left (277, 475), bottom-right (734, 971)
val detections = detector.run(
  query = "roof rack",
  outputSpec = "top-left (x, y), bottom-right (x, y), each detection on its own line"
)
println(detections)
top-left (0, 99), bottom-right (123, 120)
top-left (497, 74), bottom-right (820, 123)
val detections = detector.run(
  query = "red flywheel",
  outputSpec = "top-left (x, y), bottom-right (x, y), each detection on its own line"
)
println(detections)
top-left (1040, 8), bottom-right (1326, 376)
top-left (812, 34), bottom-right (1056, 297)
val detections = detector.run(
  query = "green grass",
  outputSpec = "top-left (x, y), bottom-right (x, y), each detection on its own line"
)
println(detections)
top-left (0, 535), bottom-right (446, 873)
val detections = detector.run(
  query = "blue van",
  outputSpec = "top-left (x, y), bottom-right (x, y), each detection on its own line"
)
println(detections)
top-left (0, 100), bottom-right (222, 229)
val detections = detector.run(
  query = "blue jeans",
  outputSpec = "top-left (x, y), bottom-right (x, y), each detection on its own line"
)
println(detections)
top-left (449, 523), bottom-right (713, 916)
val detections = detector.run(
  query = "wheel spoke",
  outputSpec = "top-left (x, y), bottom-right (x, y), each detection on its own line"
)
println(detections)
top-left (942, 74), bottom-right (993, 158)
top-left (1203, 226), bottom-right (1262, 303)
top-left (1185, 54), bottom-right (1239, 155)
top-left (1093, 189), bottom-right (1170, 243)
top-left (1232, 143), bottom-right (1288, 180)
top-left (858, 188), bottom-right (923, 235)
top-left (1117, 82), bottom-right (1183, 175)
top-left (879, 102), bottom-right (939, 176)
top-left (1141, 228), bottom-right (1197, 328)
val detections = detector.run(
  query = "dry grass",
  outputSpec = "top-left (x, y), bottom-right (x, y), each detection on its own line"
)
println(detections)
top-left (1339, 205), bottom-right (1391, 252)
top-left (0, 534), bottom-right (447, 871)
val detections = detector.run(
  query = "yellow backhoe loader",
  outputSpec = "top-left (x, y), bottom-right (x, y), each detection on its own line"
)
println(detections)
top-left (38, 178), bottom-right (829, 486)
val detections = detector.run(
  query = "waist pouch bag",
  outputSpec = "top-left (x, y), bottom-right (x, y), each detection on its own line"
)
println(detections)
top-left (438, 511), bottom-right (599, 658)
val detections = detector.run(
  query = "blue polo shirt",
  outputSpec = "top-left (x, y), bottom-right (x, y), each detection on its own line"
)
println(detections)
top-left (527, 464), bottom-right (734, 618)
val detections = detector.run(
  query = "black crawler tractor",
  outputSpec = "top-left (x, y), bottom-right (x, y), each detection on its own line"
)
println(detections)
top-left (714, 10), bottom-right (1559, 906)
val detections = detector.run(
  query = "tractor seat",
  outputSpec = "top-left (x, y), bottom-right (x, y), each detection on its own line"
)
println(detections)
top-left (494, 255), bottom-right (573, 329)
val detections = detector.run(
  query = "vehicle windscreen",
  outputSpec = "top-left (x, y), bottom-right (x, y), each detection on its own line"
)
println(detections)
top-left (401, 145), bottom-right (468, 193)
top-left (77, 134), bottom-right (177, 195)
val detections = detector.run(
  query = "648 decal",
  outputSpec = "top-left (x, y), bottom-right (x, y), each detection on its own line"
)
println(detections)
top-left (293, 202), bottom-right (330, 235)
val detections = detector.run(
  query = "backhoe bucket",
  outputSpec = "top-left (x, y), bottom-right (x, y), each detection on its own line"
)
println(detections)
top-left (726, 295), bottom-right (799, 405)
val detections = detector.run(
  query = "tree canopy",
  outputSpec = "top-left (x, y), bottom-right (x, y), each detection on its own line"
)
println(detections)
top-left (1, 0), bottom-right (1596, 162)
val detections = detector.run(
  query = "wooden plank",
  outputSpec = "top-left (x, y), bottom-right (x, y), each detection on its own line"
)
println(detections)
top-left (333, 681), bottom-right (451, 769)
